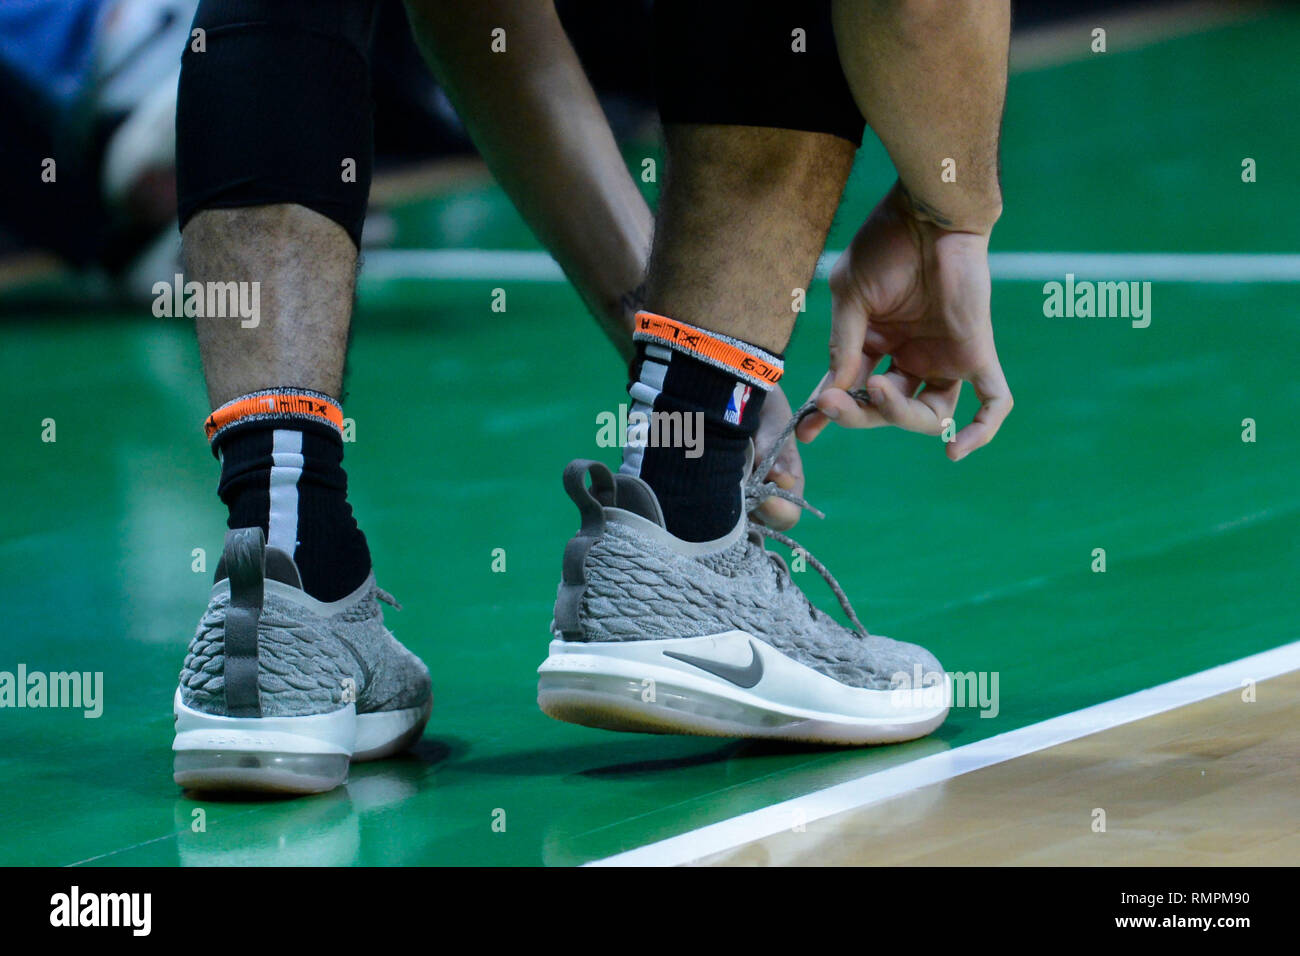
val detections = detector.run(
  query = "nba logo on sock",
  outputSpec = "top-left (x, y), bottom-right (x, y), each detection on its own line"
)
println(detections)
top-left (725, 383), bottom-right (752, 425)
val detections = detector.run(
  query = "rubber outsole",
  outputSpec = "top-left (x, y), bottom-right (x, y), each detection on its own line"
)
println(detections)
top-left (172, 751), bottom-right (352, 795)
top-left (537, 634), bottom-right (949, 746)
top-left (172, 693), bottom-right (431, 795)
top-left (538, 681), bottom-right (947, 746)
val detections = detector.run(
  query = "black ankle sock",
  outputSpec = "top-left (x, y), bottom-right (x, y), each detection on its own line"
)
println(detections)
top-left (621, 313), bottom-right (783, 542)
top-left (207, 389), bottom-right (370, 602)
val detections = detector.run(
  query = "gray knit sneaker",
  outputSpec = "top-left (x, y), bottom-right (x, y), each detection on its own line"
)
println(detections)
top-left (173, 527), bottom-right (432, 794)
top-left (538, 403), bottom-right (949, 745)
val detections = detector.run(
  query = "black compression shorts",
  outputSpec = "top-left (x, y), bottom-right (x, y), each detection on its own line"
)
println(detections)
top-left (653, 0), bottom-right (866, 145)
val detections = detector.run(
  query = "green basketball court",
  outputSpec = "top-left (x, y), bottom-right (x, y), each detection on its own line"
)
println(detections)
top-left (1, 8), bottom-right (1296, 865)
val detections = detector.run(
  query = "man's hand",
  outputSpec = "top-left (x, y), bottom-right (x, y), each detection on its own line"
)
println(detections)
top-left (797, 182), bottom-right (1012, 461)
top-left (750, 383), bottom-right (805, 530)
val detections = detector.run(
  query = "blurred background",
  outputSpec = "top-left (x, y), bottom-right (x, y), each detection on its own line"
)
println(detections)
top-left (3, 0), bottom-right (1288, 307)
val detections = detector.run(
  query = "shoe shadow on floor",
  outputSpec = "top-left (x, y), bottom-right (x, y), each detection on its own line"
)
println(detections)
top-left (523, 733), bottom-right (954, 790)
top-left (578, 738), bottom-right (858, 779)
top-left (578, 743), bottom-right (752, 778)
top-left (394, 735), bottom-right (464, 771)
top-left (455, 736), bottom-right (741, 779)
top-left (456, 735), bottom-right (865, 782)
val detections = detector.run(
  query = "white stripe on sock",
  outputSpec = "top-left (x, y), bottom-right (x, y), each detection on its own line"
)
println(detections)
top-left (267, 429), bottom-right (303, 557)
top-left (621, 358), bottom-right (669, 477)
top-left (628, 357), bottom-right (668, 406)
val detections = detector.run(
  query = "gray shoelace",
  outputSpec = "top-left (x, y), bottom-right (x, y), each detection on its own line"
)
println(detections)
top-left (742, 390), bottom-right (871, 638)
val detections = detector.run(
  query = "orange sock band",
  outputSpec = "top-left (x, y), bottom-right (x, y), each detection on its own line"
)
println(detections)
top-left (204, 388), bottom-right (344, 446)
top-left (633, 311), bottom-right (783, 388)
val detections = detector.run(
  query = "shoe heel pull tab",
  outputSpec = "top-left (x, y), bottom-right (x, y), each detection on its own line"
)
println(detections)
top-left (222, 527), bottom-right (266, 718)
top-left (563, 459), bottom-right (616, 535)
top-left (556, 460), bottom-right (615, 641)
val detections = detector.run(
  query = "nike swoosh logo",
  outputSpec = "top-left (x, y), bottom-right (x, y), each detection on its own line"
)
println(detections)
top-left (663, 640), bottom-right (763, 688)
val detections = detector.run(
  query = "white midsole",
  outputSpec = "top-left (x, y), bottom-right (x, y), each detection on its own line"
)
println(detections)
top-left (538, 631), bottom-right (949, 726)
top-left (173, 690), bottom-right (429, 757)
top-left (355, 703), bottom-right (430, 753)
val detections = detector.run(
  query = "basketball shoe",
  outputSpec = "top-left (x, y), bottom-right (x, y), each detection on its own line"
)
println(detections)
top-left (538, 400), bottom-right (949, 744)
top-left (173, 527), bottom-right (431, 793)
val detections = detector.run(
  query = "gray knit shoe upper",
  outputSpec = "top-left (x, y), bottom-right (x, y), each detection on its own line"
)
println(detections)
top-left (180, 540), bottom-right (431, 719)
top-left (554, 394), bottom-right (944, 693)
top-left (566, 518), bottom-right (940, 691)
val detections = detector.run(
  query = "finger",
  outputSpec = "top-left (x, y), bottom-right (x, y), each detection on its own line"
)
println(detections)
top-left (948, 365), bottom-right (1014, 461)
top-left (798, 371), bottom-right (839, 442)
top-left (798, 354), bottom-right (879, 443)
top-left (815, 351), bottom-right (886, 429)
top-left (774, 420), bottom-right (805, 485)
top-left (881, 366), bottom-right (924, 400)
top-left (827, 284), bottom-right (868, 391)
top-left (855, 372), bottom-right (956, 435)
top-left (796, 410), bottom-right (832, 444)
top-left (916, 381), bottom-right (961, 427)
top-left (753, 382), bottom-right (795, 466)
top-left (813, 385), bottom-right (889, 430)
top-left (751, 445), bottom-right (806, 531)
top-left (753, 496), bottom-right (802, 530)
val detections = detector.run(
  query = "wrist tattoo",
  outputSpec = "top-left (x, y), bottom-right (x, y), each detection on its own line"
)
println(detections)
top-left (899, 182), bottom-right (954, 228)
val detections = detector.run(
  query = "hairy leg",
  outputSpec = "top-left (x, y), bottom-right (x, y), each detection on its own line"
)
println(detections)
top-left (186, 204), bottom-right (357, 407)
top-left (624, 124), bottom-right (855, 540)
top-left (646, 124), bottom-right (856, 354)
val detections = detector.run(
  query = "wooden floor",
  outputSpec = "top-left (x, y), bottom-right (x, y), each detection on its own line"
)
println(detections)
top-left (703, 671), bottom-right (1300, 866)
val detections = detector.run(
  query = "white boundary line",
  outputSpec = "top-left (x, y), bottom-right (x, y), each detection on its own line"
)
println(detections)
top-left (986, 252), bottom-right (1300, 283)
top-left (360, 249), bottom-right (1300, 284)
top-left (585, 640), bottom-right (1300, 867)
top-left (361, 248), bottom-right (565, 282)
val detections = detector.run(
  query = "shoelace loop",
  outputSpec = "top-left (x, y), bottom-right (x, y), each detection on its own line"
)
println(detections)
top-left (742, 390), bottom-right (871, 638)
